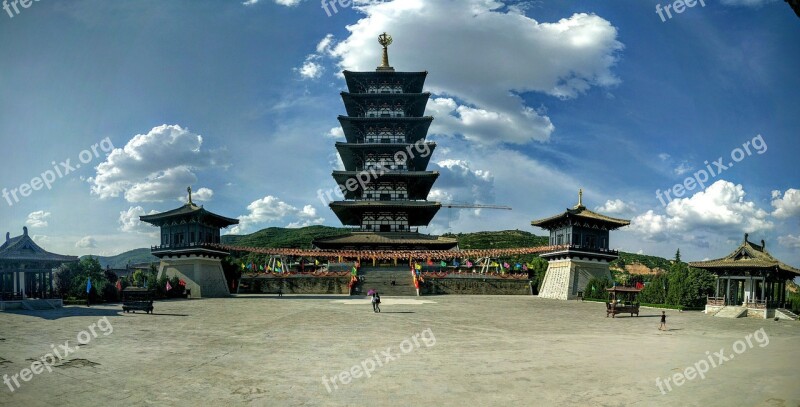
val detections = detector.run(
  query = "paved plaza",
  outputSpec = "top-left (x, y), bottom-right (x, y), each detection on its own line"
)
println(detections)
top-left (0, 295), bottom-right (798, 406)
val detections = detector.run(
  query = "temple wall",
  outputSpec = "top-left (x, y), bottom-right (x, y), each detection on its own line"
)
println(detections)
top-left (420, 278), bottom-right (532, 295)
top-left (237, 277), bottom-right (351, 295)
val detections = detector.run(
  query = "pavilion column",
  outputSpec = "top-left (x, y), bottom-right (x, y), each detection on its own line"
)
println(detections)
top-left (761, 277), bottom-right (765, 304)
top-left (715, 277), bottom-right (720, 298)
top-left (49, 270), bottom-right (53, 297)
top-left (726, 278), bottom-right (731, 305)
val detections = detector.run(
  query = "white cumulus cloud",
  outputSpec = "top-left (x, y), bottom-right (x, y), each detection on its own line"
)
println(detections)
top-left (630, 180), bottom-right (773, 242)
top-left (230, 196), bottom-right (324, 234)
top-left (88, 125), bottom-right (224, 203)
top-left (26, 211), bottom-right (51, 228)
top-left (75, 236), bottom-right (98, 249)
top-left (771, 188), bottom-right (800, 219)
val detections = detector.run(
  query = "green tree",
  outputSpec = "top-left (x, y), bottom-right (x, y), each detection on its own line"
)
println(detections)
top-left (56, 257), bottom-right (108, 301)
top-left (584, 277), bottom-right (611, 300)
top-left (639, 273), bottom-right (667, 304)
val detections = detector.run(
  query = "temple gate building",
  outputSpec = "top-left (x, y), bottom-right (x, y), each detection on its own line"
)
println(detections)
top-left (313, 33), bottom-right (457, 251)
top-left (689, 234), bottom-right (800, 319)
top-left (531, 191), bottom-right (629, 300)
top-left (140, 187), bottom-right (238, 298)
top-left (0, 227), bottom-right (77, 304)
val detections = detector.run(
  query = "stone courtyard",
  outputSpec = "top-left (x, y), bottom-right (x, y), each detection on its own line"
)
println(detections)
top-left (0, 295), bottom-right (798, 406)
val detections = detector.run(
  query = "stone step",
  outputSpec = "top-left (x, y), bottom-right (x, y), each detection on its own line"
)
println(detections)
top-left (775, 308), bottom-right (799, 320)
top-left (356, 268), bottom-right (416, 296)
top-left (713, 306), bottom-right (747, 318)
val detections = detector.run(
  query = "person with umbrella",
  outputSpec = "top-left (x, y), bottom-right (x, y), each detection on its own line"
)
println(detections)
top-left (368, 289), bottom-right (381, 313)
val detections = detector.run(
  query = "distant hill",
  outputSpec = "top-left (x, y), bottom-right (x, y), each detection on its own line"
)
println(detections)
top-left (221, 225), bottom-right (351, 248)
top-left (441, 229), bottom-right (548, 249)
top-left (610, 252), bottom-right (673, 274)
top-left (81, 248), bottom-right (158, 268)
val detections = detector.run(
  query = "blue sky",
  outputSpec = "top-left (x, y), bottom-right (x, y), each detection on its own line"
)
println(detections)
top-left (0, 0), bottom-right (798, 269)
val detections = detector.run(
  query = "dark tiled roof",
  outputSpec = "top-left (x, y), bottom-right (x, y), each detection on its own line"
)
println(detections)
top-left (0, 228), bottom-right (78, 262)
top-left (688, 235), bottom-right (800, 275)
top-left (531, 205), bottom-right (630, 229)
top-left (139, 203), bottom-right (239, 227)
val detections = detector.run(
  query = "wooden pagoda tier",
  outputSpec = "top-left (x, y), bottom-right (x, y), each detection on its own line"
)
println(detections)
top-left (332, 171), bottom-right (439, 200)
top-left (340, 92), bottom-right (431, 118)
top-left (689, 234), bottom-right (800, 309)
top-left (315, 34), bottom-right (452, 250)
top-left (329, 201), bottom-right (442, 227)
top-left (342, 70), bottom-right (427, 94)
top-left (140, 198), bottom-right (239, 259)
top-left (335, 142), bottom-right (436, 172)
top-left (0, 227), bottom-right (78, 299)
top-left (338, 116), bottom-right (433, 145)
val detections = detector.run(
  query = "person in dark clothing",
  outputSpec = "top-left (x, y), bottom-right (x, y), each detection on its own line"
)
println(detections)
top-left (659, 311), bottom-right (667, 330)
top-left (371, 292), bottom-right (381, 313)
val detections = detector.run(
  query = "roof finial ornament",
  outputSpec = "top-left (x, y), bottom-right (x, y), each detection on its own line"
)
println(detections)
top-left (5, 232), bottom-right (9, 242)
top-left (187, 186), bottom-right (193, 205)
top-left (377, 32), bottom-right (394, 71)
top-left (23, 226), bottom-right (28, 236)
top-left (579, 188), bottom-right (583, 206)
top-left (744, 233), bottom-right (749, 243)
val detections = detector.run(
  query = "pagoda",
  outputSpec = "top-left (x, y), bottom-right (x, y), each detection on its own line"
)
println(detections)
top-left (531, 190), bottom-right (630, 300)
top-left (313, 33), bottom-right (457, 251)
top-left (140, 187), bottom-right (239, 297)
top-left (689, 234), bottom-right (800, 318)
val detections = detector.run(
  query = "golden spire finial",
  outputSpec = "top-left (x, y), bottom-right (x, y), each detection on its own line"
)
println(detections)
top-left (377, 32), bottom-right (394, 71)
top-left (579, 188), bottom-right (583, 206)
top-left (187, 186), bottom-right (193, 205)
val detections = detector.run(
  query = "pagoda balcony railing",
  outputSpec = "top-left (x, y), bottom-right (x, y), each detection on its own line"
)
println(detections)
top-left (348, 227), bottom-right (420, 233)
top-left (150, 242), bottom-right (226, 252)
top-left (706, 296), bottom-right (726, 306)
top-left (549, 244), bottom-right (619, 256)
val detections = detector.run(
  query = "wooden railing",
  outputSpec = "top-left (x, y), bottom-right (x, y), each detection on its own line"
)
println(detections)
top-left (707, 296), bottom-right (725, 306)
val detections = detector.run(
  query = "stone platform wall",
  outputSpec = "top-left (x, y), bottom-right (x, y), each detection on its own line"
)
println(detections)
top-left (238, 277), bottom-right (351, 295)
top-left (421, 278), bottom-right (532, 295)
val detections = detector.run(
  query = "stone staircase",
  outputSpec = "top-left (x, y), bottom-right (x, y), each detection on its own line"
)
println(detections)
top-left (356, 267), bottom-right (416, 296)
top-left (775, 308), bottom-right (799, 320)
top-left (713, 306), bottom-right (747, 318)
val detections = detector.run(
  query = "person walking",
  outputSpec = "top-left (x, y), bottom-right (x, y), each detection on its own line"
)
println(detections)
top-left (659, 311), bottom-right (667, 330)
top-left (371, 292), bottom-right (381, 313)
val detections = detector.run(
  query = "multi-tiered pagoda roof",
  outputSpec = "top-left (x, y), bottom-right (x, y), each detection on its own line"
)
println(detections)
top-left (313, 33), bottom-right (456, 251)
